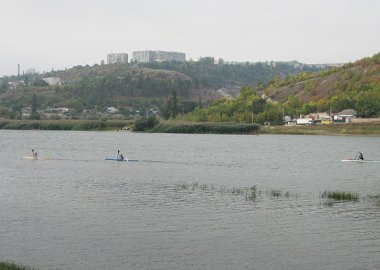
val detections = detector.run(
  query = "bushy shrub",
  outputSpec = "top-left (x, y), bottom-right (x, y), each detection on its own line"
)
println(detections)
top-left (133, 115), bottom-right (159, 131)
top-left (152, 121), bottom-right (260, 134)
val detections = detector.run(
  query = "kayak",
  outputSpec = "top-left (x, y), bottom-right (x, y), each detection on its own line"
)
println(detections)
top-left (22, 156), bottom-right (50, 160)
top-left (341, 159), bottom-right (380, 163)
top-left (105, 157), bottom-right (139, 162)
top-left (22, 156), bottom-right (39, 160)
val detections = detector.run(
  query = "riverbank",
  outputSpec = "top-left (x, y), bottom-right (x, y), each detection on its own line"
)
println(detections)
top-left (1, 119), bottom-right (380, 135)
top-left (151, 121), bottom-right (261, 134)
top-left (147, 120), bottom-right (380, 135)
top-left (0, 119), bottom-right (133, 131)
top-left (261, 123), bottom-right (380, 136)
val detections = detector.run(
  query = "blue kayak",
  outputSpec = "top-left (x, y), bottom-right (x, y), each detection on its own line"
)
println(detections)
top-left (105, 157), bottom-right (139, 162)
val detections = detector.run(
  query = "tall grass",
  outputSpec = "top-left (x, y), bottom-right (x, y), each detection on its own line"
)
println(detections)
top-left (152, 121), bottom-right (260, 134)
top-left (269, 189), bottom-right (282, 197)
top-left (0, 119), bottom-right (132, 131)
top-left (175, 183), bottom-right (297, 202)
top-left (261, 123), bottom-right (380, 135)
top-left (0, 262), bottom-right (35, 270)
top-left (321, 191), bottom-right (359, 201)
top-left (245, 186), bottom-right (257, 201)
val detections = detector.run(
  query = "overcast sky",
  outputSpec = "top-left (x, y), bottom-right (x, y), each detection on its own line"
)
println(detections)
top-left (1, 0), bottom-right (379, 76)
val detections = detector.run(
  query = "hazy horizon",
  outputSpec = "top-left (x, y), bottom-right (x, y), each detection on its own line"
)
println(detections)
top-left (1, 0), bottom-right (380, 76)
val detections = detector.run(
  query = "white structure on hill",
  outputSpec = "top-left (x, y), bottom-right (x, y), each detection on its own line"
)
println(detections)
top-left (132, 50), bottom-right (186, 63)
top-left (43, 77), bottom-right (62, 85)
top-left (107, 53), bottom-right (129, 64)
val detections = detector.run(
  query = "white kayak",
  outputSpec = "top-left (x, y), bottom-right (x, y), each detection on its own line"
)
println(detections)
top-left (22, 156), bottom-right (39, 160)
top-left (341, 159), bottom-right (380, 163)
top-left (22, 156), bottom-right (50, 160)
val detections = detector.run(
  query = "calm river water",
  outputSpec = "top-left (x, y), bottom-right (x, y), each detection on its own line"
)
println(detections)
top-left (0, 130), bottom-right (380, 270)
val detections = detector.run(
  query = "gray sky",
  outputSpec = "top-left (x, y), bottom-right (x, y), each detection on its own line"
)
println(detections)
top-left (1, 0), bottom-right (380, 76)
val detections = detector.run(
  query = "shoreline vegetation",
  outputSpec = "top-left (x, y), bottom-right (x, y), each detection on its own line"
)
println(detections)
top-left (0, 262), bottom-right (34, 270)
top-left (151, 121), bottom-right (261, 134)
top-left (1, 118), bottom-right (380, 135)
top-left (0, 119), bottom-right (133, 131)
top-left (260, 122), bottom-right (380, 136)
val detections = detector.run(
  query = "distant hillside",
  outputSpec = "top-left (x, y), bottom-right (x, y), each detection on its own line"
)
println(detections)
top-left (139, 57), bottom-right (325, 95)
top-left (179, 52), bottom-right (380, 124)
top-left (267, 53), bottom-right (380, 102)
top-left (0, 59), bottom-right (328, 118)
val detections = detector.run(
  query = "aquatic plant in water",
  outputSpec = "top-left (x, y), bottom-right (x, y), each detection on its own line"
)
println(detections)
top-left (269, 189), bottom-right (282, 197)
top-left (321, 191), bottom-right (359, 201)
top-left (0, 262), bottom-right (35, 270)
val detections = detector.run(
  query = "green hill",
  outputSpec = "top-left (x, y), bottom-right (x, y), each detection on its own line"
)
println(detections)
top-left (266, 52), bottom-right (380, 117)
top-left (179, 52), bottom-right (380, 124)
top-left (0, 59), bottom-right (326, 119)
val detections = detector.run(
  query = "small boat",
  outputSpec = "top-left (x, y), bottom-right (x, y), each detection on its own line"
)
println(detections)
top-left (105, 157), bottom-right (139, 162)
top-left (22, 156), bottom-right (50, 160)
top-left (341, 159), bottom-right (380, 163)
top-left (22, 156), bottom-right (39, 160)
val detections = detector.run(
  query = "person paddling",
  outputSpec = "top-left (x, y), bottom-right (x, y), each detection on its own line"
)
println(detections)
top-left (117, 150), bottom-right (124, 160)
top-left (356, 152), bottom-right (364, 160)
top-left (32, 149), bottom-right (38, 158)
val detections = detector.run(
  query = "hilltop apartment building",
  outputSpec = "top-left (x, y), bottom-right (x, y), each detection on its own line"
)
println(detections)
top-left (132, 50), bottom-right (186, 63)
top-left (107, 53), bottom-right (129, 64)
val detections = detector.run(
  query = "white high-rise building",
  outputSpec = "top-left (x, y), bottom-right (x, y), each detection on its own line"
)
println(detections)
top-left (132, 50), bottom-right (186, 63)
top-left (107, 53), bottom-right (129, 64)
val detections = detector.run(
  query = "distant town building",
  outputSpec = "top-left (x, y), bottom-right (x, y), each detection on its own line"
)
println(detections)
top-left (8, 81), bottom-right (25, 90)
top-left (132, 50), bottom-right (186, 63)
top-left (21, 107), bottom-right (31, 118)
top-left (43, 77), bottom-right (62, 86)
top-left (336, 109), bottom-right (357, 118)
top-left (334, 109), bottom-right (357, 123)
top-left (106, 107), bottom-right (119, 114)
top-left (107, 53), bottom-right (129, 64)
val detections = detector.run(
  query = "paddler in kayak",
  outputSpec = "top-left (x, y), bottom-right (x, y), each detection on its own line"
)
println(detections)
top-left (32, 149), bottom-right (38, 158)
top-left (355, 152), bottom-right (364, 160)
top-left (117, 150), bottom-right (124, 160)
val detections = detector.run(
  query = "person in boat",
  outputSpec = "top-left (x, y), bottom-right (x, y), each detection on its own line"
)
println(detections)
top-left (356, 152), bottom-right (364, 160)
top-left (32, 149), bottom-right (38, 158)
top-left (117, 150), bottom-right (124, 160)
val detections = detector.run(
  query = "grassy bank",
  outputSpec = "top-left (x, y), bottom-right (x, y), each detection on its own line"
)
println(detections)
top-left (261, 123), bottom-right (380, 135)
top-left (0, 262), bottom-right (34, 270)
top-left (0, 119), bottom-right (133, 131)
top-left (150, 121), bottom-right (380, 135)
top-left (2, 118), bottom-right (380, 135)
top-left (151, 121), bottom-right (261, 134)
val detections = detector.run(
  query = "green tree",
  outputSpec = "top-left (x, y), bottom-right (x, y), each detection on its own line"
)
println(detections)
top-left (162, 91), bottom-right (179, 119)
top-left (134, 115), bottom-right (159, 131)
top-left (30, 94), bottom-right (40, 120)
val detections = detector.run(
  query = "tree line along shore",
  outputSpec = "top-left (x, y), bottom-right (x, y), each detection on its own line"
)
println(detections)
top-left (1, 118), bottom-right (380, 135)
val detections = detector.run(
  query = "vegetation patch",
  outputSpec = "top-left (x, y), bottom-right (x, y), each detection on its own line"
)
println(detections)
top-left (0, 119), bottom-right (132, 131)
top-left (321, 191), bottom-right (359, 201)
top-left (151, 121), bottom-right (260, 134)
top-left (0, 262), bottom-right (35, 270)
top-left (174, 183), bottom-right (297, 202)
top-left (261, 123), bottom-right (380, 135)
top-left (133, 115), bottom-right (159, 131)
